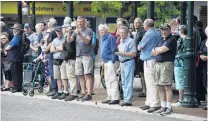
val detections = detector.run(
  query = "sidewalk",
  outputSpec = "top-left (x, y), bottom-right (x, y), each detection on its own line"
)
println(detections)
top-left (92, 70), bottom-right (207, 119)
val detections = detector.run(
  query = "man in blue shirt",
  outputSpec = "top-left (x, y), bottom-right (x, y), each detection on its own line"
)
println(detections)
top-left (138, 19), bottom-right (161, 113)
top-left (99, 24), bottom-right (120, 105)
top-left (5, 23), bottom-right (23, 93)
top-left (116, 26), bottom-right (137, 106)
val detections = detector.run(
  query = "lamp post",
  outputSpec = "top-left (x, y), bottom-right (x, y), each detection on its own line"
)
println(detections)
top-left (180, 1), bottom-right (186, 25)
top-left (67, 1), bottom-right (73, 19)
top-left (132, 1), bottom-right (137, 19)
top-left (17, 1), bottom-right (22, 24)
top-left (181, 1), bottom-right (199, 108)
top-left (32, 1), bottom-right (36, 31)
top-left (147, 1), bottom-right (154, 19)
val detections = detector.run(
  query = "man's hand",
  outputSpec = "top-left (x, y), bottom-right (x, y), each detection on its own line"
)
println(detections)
top-left (4, 49), bottom-right (7, 56)
top-left (152, 49), bottom-right (158, 56)
top-left (115, 52), bottom-right (125, 56)
top-left (56, 46), bottom-right (63, 51)
top-left (200, 55), bottom-right (208, 61)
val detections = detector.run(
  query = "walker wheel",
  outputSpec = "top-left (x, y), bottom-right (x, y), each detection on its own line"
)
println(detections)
top-left (38, 87), bottom-right (43, 93)
top-left (23, 89), bottom-right (28, 96)
top-left (29, 90), bottom-right (34, 97)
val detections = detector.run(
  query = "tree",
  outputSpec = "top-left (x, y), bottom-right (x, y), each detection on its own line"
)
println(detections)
top-left (137, 1), bottom-right (180, 27)
top-left (91, 1), bottom-right (180, 27)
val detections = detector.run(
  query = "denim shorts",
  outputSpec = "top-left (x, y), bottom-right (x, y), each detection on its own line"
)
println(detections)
top-left (174, 66), bottom-right (184, 89)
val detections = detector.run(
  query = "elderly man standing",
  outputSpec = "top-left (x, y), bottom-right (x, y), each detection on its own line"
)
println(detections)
top-left (134, 17), bottom-right (146, 97)
top-left (116, 26), bottom-right (137, 106)
top-left (138, 19), bottom-right (161, 113)
top-left (50, 26), bottom-right (68, 100)
top-left (5, 23), bottom-right (23, 93)
top-left (98, 24), bottom-right (120, 104)
top-left (152, 23), bottom-right (176, 115)
top-left (67, 16), bottom-right (93, 101)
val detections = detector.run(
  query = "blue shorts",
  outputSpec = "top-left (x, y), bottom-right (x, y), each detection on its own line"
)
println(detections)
top-left (174, 66), bottom-right (184, 90)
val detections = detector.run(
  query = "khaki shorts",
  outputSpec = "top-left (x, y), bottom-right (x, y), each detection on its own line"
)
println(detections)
top-left (154, 62), bottom-right (174, 86)
top-left (53, 61), bottom-right (68, 80)
top-left (75, 56), bottom-right (93, 75)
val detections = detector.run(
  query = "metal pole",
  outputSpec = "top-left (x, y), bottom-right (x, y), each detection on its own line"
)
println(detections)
top-left (147, 1), bottom-right (154, 19)
top-left (180, 2), bottom-right (186, 25)
top-left (17, 1), bottom-right (22, 24)
top-left (181, 1), bottom-right (198, 108)
top-left (132, 1), bottom-right (137, 19)
top-left (32, 1), bottom-right (36, 31)
top-left (67, 1), bottom-right (73, 19)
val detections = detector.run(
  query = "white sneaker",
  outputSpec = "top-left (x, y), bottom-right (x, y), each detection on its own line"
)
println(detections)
top-left (172, 101), bottom-right (182, 107)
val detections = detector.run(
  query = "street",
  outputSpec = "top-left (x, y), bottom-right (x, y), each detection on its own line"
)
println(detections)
top-left (1, 93), bottom-right (187, 121)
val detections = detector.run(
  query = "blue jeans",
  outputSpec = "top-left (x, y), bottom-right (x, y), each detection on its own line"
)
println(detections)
top-left (120, 59), bottom-right (135, 104)
top-left (48, 54), bottom-right (57, 90)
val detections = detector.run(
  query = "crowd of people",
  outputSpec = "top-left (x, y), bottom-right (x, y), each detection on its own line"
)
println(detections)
top-left (1, 15), bottom-right (207, 115)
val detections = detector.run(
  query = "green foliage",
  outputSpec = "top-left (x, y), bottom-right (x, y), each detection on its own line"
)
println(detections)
top-left (90, 1), bottom-right (180, 26)
top-left (91, 1), bottom-right (123, 18)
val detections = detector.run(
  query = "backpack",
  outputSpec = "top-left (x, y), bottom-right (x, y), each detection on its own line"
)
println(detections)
top-left (20, 34), bottom-right (30, 55)
top-left (92, 32), bottom-right (99, 56)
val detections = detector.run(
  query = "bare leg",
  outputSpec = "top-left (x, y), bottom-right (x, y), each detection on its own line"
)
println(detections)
top-left (78, 75), bottom-right (86, 95)
top-left (158, 86), bottom-right (166, 102)
top-left (164, 85), bottom-right (173, 102)
top-left (57, 79), bottom-right (62, 92)
top-left (85, 74), bottom-right (92, 95)
top-left (62, 79), bottom-right (68, 93)
top-left (178, 89), bottom-right (183, 102)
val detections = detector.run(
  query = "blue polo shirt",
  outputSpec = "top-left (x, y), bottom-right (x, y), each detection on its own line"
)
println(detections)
top-left (100, 32), bottom-right (118, 63)
top-left (138, 28), bottom-right (161, 61)
top-left (7, 34), bottom-right (23, 61)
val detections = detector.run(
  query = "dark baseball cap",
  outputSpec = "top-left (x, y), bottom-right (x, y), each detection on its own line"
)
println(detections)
top-left (24, 23), bottom-right (30, 28)
top-left (55, 26), bottom-right (62, 32)
top-left (160, 23), bottom-right (171, 29)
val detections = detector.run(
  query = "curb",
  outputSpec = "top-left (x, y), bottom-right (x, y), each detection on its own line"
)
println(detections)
top-left (1, 92), bottom-right (207, 121)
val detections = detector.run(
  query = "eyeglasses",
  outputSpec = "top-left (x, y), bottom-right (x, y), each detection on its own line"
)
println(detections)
top-left (1, 38), bottom-right (6, 40)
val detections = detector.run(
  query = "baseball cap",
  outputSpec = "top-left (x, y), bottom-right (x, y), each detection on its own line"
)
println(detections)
top-left (55, 26), bottom-right (62, 32)
top-left (11, 23), bottom-right (22, 30)
top-left (160, 23), bottom-right (171, 29)
top-left (24, 23), bottom-right (30, 28)
top-left (47, 18), bottom-right (57, 25)
top-left (62, 24), bottom-right (70, 28)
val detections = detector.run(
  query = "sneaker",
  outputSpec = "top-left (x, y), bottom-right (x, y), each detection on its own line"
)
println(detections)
top-left (58, 93), bottom-right (69, 100)
top-left (172, 101), bottom-right (182, 107)
top-left (75, 94), bottom-right (85, 101)
top-left (160, 108), bottom-right (173, 116)
top-left (47, 90), bottom-right (57, 96)
top-left (154, 107), bottom-right (166, 114)
top-left (65, 95), bottom-right (78, 101)
top-left (51, 92), bottom-right (62, 99)
top-left (82, 95), bottom-right (92, 101)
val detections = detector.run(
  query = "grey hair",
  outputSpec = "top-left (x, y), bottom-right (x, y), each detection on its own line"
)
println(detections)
top-left (134, 17), bottom-right (142, 23)
top-left (144, 19), bottom-right (154, 27)
top-left (35, 23), bottom-right (40, 30)
top-left (0, 21), bottom-right (5, 28)
top-left (119, 26), bottom-right (129, 33)
top-left (98, 24), bottom-right (108, 31)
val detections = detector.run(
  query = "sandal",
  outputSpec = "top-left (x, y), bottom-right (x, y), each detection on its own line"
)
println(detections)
top-left (1, 87), bottom-right (10, 91)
